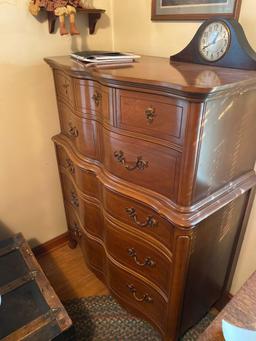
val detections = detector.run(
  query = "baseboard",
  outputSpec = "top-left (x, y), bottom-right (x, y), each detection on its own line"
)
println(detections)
top-left (33, 232), bottom-right (69, 257)
top-left (214, 292), bottom-right (233, 311)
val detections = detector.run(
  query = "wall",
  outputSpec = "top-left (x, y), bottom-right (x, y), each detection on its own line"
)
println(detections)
top-left (112, 0), bottom-right (256, 294)
top-left (0, 0), bottom-right (113, 246)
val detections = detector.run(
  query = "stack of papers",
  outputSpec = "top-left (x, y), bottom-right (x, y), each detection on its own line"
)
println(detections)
top-left (70, 51), bottom-right (140, 66)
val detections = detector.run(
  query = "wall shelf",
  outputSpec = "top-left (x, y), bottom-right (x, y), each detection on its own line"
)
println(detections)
top-left (47, 8), bottom-right (106, 35)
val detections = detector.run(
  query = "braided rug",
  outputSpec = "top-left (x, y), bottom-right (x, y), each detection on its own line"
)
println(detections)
top-left (64, 295), bottom-right (217, 340)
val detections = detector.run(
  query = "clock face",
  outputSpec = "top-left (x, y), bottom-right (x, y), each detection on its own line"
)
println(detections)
top-left (199, 21), bottom-right (231, 62)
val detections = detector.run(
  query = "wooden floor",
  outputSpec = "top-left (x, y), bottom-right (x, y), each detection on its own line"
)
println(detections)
top-left (37, 242), bottom-right (109, 302)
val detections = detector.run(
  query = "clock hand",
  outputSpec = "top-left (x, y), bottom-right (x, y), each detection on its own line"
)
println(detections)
top-left (202, 42), bottom-right (214, 50)
top-left (213, 32), bottom-right (219, 44)
top-left (202, 32), bottom-right (220, 50)
top-left (202, 33), bottom-right (221, 50)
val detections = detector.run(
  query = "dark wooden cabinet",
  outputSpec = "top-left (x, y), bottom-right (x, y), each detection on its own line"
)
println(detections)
top-left (45, 56), bottom-right (256, 341)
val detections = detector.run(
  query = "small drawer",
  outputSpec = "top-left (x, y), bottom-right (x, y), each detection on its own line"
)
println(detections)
top-left (103, 130), bottom-right (181, 201)
top-left (54, 70), bottom-right (73, 105)
top-left (57, 101), bottom-right (99, 160)
top-left (55, 143), bottom-right (100, 200)
top-left (116, 89), bottom-right (187, 145)
top-left (107, 261), bottom-right (167, 333)
top-left (60, 173), bottom-right (103, 239)
top-left (105, 218), bottom-right (172, 295)
top-left (103, 189), bottom-right (174, 251)
top-left (73, 79), bottom-right (111, 123)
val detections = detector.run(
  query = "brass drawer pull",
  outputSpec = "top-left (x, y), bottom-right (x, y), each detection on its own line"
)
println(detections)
top-left (70, 191), bottom-right (79, 208)
top-left (128, 248), bottom-right (156, 267)
top-left (68, 122), bottom-right (79, 138)
top-left (114, 151), bottom-right (148, 171)
top-left (62, 80), bottom-right (69, 95)
top-left (125, 208), bottom-right (158, 228)
top-left (145, 107), bottom-right (155, 124)
top-left (92, 91), bottom-right (102, 107)
top-left (69, 222), bottom-right (82, 240)
top-left (65, 158), bottom-right (75, 175)
top-left (127, 284), bottom-right (153, 303)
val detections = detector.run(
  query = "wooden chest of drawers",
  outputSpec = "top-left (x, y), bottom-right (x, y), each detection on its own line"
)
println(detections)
top-left (45, 56), bottom-right (256, 340)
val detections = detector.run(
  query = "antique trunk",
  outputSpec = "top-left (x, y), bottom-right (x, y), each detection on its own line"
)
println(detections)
top-left (0, 233), bottom-right (74, 341)
top-left (45, 55), bottom-right (256, 340)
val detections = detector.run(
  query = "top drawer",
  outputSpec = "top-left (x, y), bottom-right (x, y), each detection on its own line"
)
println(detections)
top-left (116, 89), bottom-right (187, 145)
top-left (54, 70), bottom-right (73, 106)
top-left (73, 78), bottom-right (111, 123)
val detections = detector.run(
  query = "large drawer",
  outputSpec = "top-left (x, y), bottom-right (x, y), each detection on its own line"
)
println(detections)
top-left (56, 144), bottom-right (100, 200)
top-left (104, 217), bottom-right (172, 295)
top-left (107, 261), bottom-right (167, 334)
top-left (57, 101), bottom-right (99, 160)
top-left (116, 89), bottom-right (187, 145)
top-left (73, 78), bottom-right (111, 123)
top-left (103, 188), bottom-right (175, 251)
top-left (103, 130), bottom-right (181, 200)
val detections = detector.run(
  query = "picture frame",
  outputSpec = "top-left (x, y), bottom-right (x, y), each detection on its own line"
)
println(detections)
top-left (151, 0), bottom-right (242, 20)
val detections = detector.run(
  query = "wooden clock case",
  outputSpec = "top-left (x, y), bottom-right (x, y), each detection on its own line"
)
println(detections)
top-left (171, 18), bottom-right (256, 70)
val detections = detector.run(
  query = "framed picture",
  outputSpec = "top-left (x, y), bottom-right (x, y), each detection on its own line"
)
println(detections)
top-left (151, 0), bottom-right (242, 20)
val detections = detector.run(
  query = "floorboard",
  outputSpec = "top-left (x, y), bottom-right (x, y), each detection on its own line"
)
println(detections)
top-left (36, 243), bottom-right (109, 302)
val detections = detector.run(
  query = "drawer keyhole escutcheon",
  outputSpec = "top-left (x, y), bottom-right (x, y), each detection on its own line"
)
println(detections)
top-left (114, 151), bottom-right (148, 171)
top-left (70, 191), bottom-right (79, 208)
top-left (127, 284), bottom-right (153, 303)
top-left (145, 106), bottom-right (156, 124)
top-left (65, 158), bottom-right (75, 175)
top-left (127, 248), bottom-right (156, 267)
top-left (92, 91), bottom-right (102, 107)
top-left (68, 122), bottom-right (79, 138)
top-left (125, 208), bottom-right (158, 228)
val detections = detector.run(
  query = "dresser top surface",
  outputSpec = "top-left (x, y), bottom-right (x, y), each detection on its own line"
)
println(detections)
top-left (45, 55), bottom-right (256, 96)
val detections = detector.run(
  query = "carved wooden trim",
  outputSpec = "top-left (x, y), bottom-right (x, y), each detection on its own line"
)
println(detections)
top-left (53, 135), bottom-right (256, 227)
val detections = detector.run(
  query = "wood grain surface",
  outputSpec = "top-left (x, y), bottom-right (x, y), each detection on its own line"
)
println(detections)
top-left (46, 55), bottom-right (256, 340)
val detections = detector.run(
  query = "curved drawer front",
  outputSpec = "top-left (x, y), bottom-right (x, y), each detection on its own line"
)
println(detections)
top-left (56, 144), bottom-right (100, 200)
top-left (116, 89), bottom-right (186, 145)
top-left (60, 173), bottom-right (103, 239)
top-left (73, 78), bottom-right (111, 123)
top-left (80, 229), bottom-right (106, 274)
top-left (107, 261), bottom-right (167, 333)
top-left (105, 218), bottom-right (172, 295)
top-left (58, 101), bottom-right (99, 160)
top-left (103, 188), bottom-right (174, 251)
top-left (103, 130), bottom-right (181, 200)
top-left (54, 70), bottom-right (73, 106)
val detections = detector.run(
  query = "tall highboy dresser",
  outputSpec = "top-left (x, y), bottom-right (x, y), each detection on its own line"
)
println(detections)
top-left (45, 56), bottom-right (256, 341)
